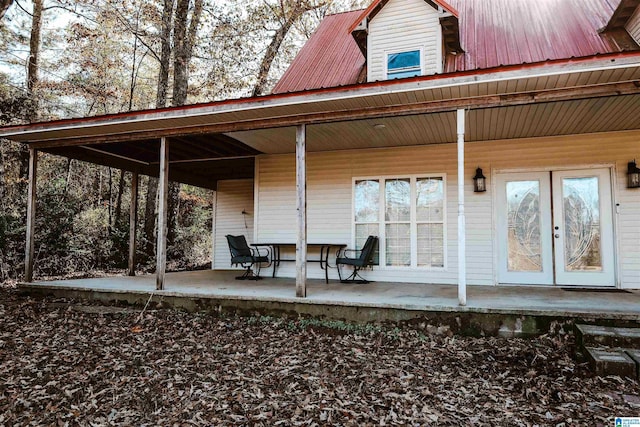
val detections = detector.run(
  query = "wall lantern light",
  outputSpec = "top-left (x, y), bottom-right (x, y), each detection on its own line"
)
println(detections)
top-left (473, 167), bottom-right (487, 193)
top-left (628, 160), bottom-right (640, 189)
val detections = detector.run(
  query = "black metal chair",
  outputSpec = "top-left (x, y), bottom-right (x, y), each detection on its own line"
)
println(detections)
top-left (225, 235), bottom-right (269, 280)
top-left (336, 235), bottom-right (378, 283)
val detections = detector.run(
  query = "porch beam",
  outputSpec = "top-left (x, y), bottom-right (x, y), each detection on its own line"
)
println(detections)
top-left (457, 109), bottom-right (467, 306)
top-left (156, 137), bottom-right (169, 290)
top-left (27, 81), bottom-right (640, 148)
top-left (128, 172), bottom-right (138, 276)
top-left (296, 124), bottom-right (307, 298)
top-left (24, 147), bottom-right (37, 282)
top-left (42, 146), bottom-right (217, 190)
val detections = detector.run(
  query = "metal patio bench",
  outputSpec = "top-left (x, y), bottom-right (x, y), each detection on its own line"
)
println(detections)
top-left (225, 235), bottom-right (269, 280)
top-left (336, 235), bottom-right (378, 283)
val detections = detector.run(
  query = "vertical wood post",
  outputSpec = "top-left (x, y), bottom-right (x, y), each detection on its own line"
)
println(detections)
top-left (24, 147), bottom-right (37, 283)
top-left (128, 172), bottom-right (138, 276)
top-left (156, 138), bottom-right (169, 290)
top-left (457, 109), bottom-right (467, 306)
top-left (296, 124), bottom-right (307, 298)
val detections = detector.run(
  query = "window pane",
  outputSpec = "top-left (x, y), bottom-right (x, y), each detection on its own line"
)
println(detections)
top-left (416, 177), bottom-right (444, 222)
top-left (355, 180), bottom-right (379, 222)
top-left (388, 51), bottom-right (420, 71)
top-left (388, 69), bottom-right (421, 79)
top-left (417, 224), bottom-right (444, 267)
top-left (356, 223), bottom-right (379, 265)
top-left (385, 179), bottom-right (410, 221)
top-left (386, 223), bottom-right (411, 266)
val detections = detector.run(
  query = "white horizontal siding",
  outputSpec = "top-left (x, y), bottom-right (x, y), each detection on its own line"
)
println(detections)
top-left (367, 0), bottom-right (442, 82)
top-left (256, 130), bottom-right (640, 288)
top-left (213, 179), bottom-right (255, 270)
top-left (626, 6), bottom-right (640, 45)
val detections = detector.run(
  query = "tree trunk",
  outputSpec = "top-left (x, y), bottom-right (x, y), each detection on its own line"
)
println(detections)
top-left (166, 183), bottom-right (180, 250)
top-left (27, 0), bottom-right (43, 95)
top-left (143, 176), bottom-right (158, 256)
top-left (167, 0), bottom-right (203, 250)
top-left (252, 1), bottom-right (316, 97)
top-left (156, 0), bottom-right (174, 108)
top-left (114, 169), bottom-right (125, 228)
top-left (0, 145), bottom-right (5, 210)
top-left (107, 168), bottom-right (114, 235)
top-left (63, 159), bottom-right (72, 201)
top-left (96, 168), bottom-right (102, 207)
top-left (0, 0), bottom-right (13, 21)
top-left (15, 0), bottom-right (44, 192)
top-left (172, 0), bottom-right (203, 106)
top-left (144, 0), bottom-right (174, 260)
top-left (172, 0), bottom-right (188, 107)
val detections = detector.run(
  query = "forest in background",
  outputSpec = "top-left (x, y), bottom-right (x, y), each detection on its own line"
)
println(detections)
top-left (0, 0), bottom-right (366, 283)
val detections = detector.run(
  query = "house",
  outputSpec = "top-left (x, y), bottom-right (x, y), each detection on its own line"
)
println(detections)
top-left (2, 0), bottom-right (640, 306)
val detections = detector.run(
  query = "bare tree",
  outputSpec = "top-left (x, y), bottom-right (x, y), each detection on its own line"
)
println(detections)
top-left (172, 0), bottom-right (202, 106)
top-left (0, 0), bottom-right (13, 21)
top-left (252, 0), bottom-right (325, 97)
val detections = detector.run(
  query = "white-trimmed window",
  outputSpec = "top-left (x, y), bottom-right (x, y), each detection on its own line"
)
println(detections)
top-left (353, 175), bottom-right (446, 269)
top-left (386, 49), bottom-right (422, 79)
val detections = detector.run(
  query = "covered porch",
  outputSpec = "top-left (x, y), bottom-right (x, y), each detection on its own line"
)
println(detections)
top-left (2, 53), bottom-right (640, 308)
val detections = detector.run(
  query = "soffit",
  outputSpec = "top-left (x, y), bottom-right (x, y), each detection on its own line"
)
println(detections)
top-left (228, 94), bottom-right (640, 154)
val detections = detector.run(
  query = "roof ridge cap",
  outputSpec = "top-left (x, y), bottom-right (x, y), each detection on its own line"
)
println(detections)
top-left (324, 8), bottom-right (366, 17)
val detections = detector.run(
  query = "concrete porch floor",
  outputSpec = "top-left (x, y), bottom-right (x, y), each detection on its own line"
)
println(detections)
top-left (19, 270), bottom-right (640, 324)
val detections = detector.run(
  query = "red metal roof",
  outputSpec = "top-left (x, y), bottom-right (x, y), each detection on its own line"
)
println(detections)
top-left (271, 11), bottom-right (366, 94)
top-left (445, 0), bottom-right (632, 72)
top-left (273, 0), bottom-right (639, 93)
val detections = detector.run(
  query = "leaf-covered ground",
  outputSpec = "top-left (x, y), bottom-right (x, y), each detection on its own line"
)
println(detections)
top-left (0, 287), bottom-right (638, 426)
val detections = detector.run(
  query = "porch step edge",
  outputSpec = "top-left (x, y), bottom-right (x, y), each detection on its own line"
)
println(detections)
top-left (584, 347), bottom-right (637, 378)
top-left (576, 324), bottom-right (640, 349)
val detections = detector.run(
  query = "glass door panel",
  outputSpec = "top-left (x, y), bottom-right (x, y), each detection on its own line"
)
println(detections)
top-left (562, 177), bottom-right (602, 271)
top-left (506, 180), bottom-right (543, 272)
top-left (496, 173), bottom-right (553, 285)
top-left (553, 169), bottom-right (614, 286)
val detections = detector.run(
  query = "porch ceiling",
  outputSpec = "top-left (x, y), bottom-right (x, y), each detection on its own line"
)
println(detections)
top-left (228, 94), bottom-right (640, 153)
top-left (41, 135), bottom-right (258, 190)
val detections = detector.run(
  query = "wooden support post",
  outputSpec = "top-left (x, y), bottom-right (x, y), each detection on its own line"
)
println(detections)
top-left (156, 138), bottom-right (169, 290)
top-left (457, 109), bottom-right (467, 306)
top-left (296, 124), bottom-right (307, 298)
top-left (24, 147), bottom-right (37, 283)
top-left (128, 172), bottom-right (138, 276)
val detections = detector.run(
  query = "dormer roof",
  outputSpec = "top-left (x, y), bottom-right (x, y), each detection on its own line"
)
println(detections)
top-left (349, 0), bottom-right (463, 56)
top-left (348, 0), bottom-right (458, 34)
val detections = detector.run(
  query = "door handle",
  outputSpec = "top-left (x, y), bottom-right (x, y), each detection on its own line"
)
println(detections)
top-left (554, 234), bottom-right (560, 238)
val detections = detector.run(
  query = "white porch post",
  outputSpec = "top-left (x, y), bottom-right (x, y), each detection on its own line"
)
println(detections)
top-left (457, 109), bottom-right (467, 306)
top-left (156, 137), bottom-right (169, 290)
top-left (24, 147), bottom-right (37, 283)
top-left (128, 172), bottom-right (138, 276)
top-left (296, 124), bottom-right (307, 298)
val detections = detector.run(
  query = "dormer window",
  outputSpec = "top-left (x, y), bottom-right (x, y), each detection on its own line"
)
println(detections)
top-left (387, 49), bottom-right (422, 79)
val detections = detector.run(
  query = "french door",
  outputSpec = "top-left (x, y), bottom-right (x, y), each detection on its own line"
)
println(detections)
top-left (496, 169), bottom-right (615, 286)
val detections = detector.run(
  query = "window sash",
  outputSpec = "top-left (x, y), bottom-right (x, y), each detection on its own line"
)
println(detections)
top-left (387, 50), bottom-right (422, 79)
top-left (353, 175), bottom-right (446, 269)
